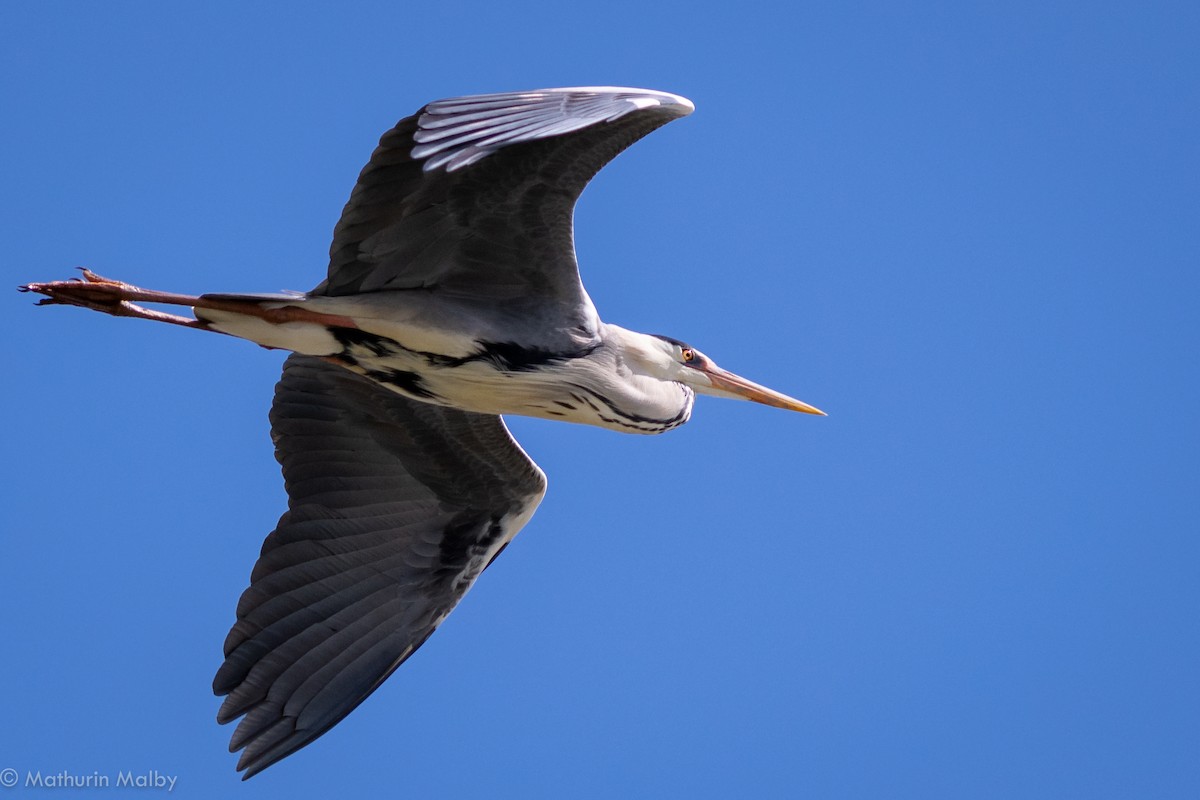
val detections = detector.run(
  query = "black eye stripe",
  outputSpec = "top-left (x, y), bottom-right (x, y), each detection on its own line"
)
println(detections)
top-left (649, 334), bottom-right (699, 364)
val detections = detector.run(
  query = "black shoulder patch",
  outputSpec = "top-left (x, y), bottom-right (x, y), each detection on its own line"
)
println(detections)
top-left (331, 327), bottom-right (396, 357)
top-left (473, 340), bottom-right (570, 372)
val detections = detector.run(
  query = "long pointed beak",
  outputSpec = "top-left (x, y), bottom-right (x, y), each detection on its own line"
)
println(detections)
top-left (698, 364), bottom-right (826, 416)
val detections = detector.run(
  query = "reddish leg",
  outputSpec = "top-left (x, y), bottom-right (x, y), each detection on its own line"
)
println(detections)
top-left (20, 269), bottom-right (211, 330)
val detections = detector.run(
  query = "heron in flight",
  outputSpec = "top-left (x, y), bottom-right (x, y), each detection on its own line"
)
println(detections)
top-left (21, 87), bottom-right (824, 778)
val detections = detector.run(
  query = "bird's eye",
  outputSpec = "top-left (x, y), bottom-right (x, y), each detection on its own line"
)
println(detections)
top-left (680, 347), bottom-right (696, 363)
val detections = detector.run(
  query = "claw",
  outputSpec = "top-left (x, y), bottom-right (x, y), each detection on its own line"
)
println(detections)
top-left (77, 267), bottom-right (125, 285)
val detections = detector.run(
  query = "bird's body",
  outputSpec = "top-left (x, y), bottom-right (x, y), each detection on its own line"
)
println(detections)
top-left (201, 295), bottom-right (694, 433)
top-left (21, 86), bottom-right (823, 777)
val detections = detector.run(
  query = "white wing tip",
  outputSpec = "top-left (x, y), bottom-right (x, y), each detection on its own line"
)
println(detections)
top-left (537, 86), bottom-right (695, 113)
top-left (425, 86), bottom-right (694, 114)
top-left (414, 87), bottom-right (694, 173)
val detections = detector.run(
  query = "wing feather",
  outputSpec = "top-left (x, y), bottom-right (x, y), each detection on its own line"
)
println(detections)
top-left (314, 87), bottom-right (694, 337)
top-left (214, 355), bottom-right (546, 778)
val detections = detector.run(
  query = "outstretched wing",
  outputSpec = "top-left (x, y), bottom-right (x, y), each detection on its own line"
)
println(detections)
top-left (213, 355), bottom-right (546, 778)
top-left (314, 86), bottom-right (694, 332)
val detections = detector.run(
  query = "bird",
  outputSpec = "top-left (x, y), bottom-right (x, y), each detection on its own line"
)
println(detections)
top-left (20, 86), bottom-right (825, 778)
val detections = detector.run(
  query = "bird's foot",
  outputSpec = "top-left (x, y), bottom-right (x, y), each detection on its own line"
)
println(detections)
top-left (22, 269), bottom-right (140, 313)
top-left (19, 269), bottom-right (207, 328)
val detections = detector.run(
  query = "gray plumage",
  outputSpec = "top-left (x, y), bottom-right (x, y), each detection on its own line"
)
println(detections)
top-left (214, 354), bottom-right (544, 777)
top-left (316, 88), bottom-right (693, 342)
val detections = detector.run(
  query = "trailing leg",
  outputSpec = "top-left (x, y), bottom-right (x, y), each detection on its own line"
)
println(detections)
top-left (20, 269), bottom-right (212, 331)
top-left (19, 269), bottom-right (363, 351)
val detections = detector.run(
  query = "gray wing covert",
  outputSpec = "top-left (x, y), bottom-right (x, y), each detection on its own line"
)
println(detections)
top-left (213, 355), bottom-right (546, 778)
top-left (315, 87), bottom-right (694, 328)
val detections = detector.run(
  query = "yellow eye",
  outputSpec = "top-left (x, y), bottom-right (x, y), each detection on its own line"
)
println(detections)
top-left (681, 347), bottom-right (696, 363)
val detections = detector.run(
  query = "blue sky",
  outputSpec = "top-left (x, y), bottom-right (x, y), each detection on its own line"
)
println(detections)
top-left (3, 1), bottom-right (1197, 797)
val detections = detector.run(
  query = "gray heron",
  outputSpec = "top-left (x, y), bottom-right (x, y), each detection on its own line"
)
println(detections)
top-left (21, 87), bottom-right (825, 778)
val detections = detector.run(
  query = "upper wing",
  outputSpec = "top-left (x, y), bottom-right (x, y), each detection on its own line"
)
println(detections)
top-left (314, 87), bottom-right (694, 330)
top-left (213, 355), bottom-right (546, 778)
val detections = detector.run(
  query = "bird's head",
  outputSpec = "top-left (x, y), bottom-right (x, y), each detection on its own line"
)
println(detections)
top-left (616, 329), bottom-right (825, 416)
